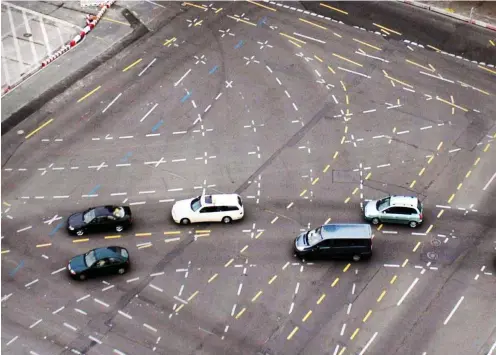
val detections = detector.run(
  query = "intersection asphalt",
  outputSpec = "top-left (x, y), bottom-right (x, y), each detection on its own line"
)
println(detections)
top-left (1, 2), bottom-right (496, 355)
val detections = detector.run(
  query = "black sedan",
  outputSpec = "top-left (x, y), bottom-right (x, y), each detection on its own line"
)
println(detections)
top-left (67, 205), bottom-right (132, 236)
top-left (67, 246), bottom-right (130, 280)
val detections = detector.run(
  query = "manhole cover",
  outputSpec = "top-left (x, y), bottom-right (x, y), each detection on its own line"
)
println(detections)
top-left (427, 251), bottom-right (438, 260)
top-left (431, 238), bottom-right (442, 247)
top-left (17, 130), bottom-right (24, 135)
top-left (23, 33), bottom-right (32, 38)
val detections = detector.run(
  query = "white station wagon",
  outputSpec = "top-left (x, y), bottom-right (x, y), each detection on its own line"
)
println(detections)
top-left (171, 194), bottom-right (244, 225)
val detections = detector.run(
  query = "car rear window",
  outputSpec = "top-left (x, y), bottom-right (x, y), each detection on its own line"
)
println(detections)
top-left (417, 200), bottom-right (422, 212)
top-left (238, 196), bottom-right (243, 207)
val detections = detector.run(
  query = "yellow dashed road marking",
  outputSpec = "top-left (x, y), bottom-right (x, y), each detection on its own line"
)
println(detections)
top-left (268, 275), bottom-right (278, 284)
top-left (323, 164), bottom-right (331, 173)
top-left (448, 193), bottom-right (455, 204)
top-left (410, 180), bottom-right (416, 188)
top-left (251, 290), bottom-right (263, 302)
top-left (226, 15), bottom-right (256, 26)
top-left (332, 53), bottom-right (363, 67)
top-left (331, 277), bottom-right (339, 287)
top-left (25, 118), bottom-right (54, 139)
top-left (390, 275), bottom-right (397, 284)
top-left (377, 290), bottom-right (387, 302)
top-left (73, 238), bottom-right (89, 243)
top-left (236, 307), bottom-right (246, 319)
top-left (406, 59), bottom-right (435, 72)
top-left (225, 258), bottom-right (234, 267)
top-left (164, 231), bottom-right (181, 235)
top-left (36, 243), bottom-right (52, 248)
top-left (175, 304), bottom-right (184, 313)
top-left (343, 263), bottom-right (351, 272)
top-left (77, 86), bottom-right (101, 103)
top-left (122, 58), bottom-right (143, 72)
top-left (413, 241), bottom-right (422, 252)
top-left (299, 17), bottom-right (327, 30)
top-left (427, 44), bottom-right (441, 52)
top-left (373, 23), bottom-right (401, 35)
top-left (328, 65), bottom-right (336, 74)
top-left (240, 245), bottom-right (249, 253)
top-left (402, 259), bottom-right (409, 267)
top-left (317, 294), bottom-right (326, 304)
top-left (1, 250), bottom-right (10, 254)
top-left (314, 55), bottom-right (323, 62)
top-left (320, 3), bottom-right (348, 15)
top-left (135, 233), bottom-right (151, 237)
top-left (287, 326), bottom-right (299, 340)
top-left (363, 310), bottom-right (372, 322)
top-left (350, 327), bottom-right (360, 340)
top-left (187, 290), bottom-right (199, 301)
top-left (183, 2), bottom-right (206, 9)
top-left (208, 273), bottom-right (218, 283)
top-left (302, 310), bottom-right (313, 322)
top-left (353, 38), bottom-right (381, 50)
top-left (478, 65), bottom-right (496, 75)
top-left (312, 177), bottom-right (319, 185)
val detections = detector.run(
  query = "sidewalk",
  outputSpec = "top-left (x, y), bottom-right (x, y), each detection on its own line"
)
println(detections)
top-left (1, 0), bottom-right (184, 134)
top-left (416, 1), bottom-right (496, 28)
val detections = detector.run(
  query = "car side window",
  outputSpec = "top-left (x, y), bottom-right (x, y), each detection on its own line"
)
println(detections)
top-left (107, 215), bottom-right (116, 221)
top-left (396, 207), bottom-right (411, 215)
top-left (109, 257), bottom-right (120, 264)
top-left (333, 239), bottom-right (350, 247)
top-left (406, 208), bottom-right (418, 215)
top-left (228, 206), bottom-right (239, 211)
top-left (384, 207), bottom-right (395, 214)
top-left (95, 259), bottom-right (108, 268)
top-left (200, 206), bottom-right (218, 213)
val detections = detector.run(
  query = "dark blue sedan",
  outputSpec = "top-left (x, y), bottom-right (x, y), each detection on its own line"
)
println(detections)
top-left (67, 246), bottom-right (130, 280)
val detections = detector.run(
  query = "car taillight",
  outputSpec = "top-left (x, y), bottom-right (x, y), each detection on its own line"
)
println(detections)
top-left (419, 213), bottom-right (423, 220)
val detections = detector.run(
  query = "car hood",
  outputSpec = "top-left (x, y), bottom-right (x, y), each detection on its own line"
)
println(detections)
top-left (364, 201), bottom-right (379, 217)
top-left (68, 212), bottom-right (85, 228)
top-left (295, 233), bottom-right (309, 251)
top-left (172, 199), bottom-right (193, 213)
top-left (69, 255), bottom-right (87, 272)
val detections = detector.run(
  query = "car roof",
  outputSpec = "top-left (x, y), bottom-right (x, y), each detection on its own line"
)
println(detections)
top-left (93, 246), bottom-right (127, 259)
top-left (201, 194), bottom-right (240, 206)
top-left (321, 224), bottom-right (372, 240)
top-left (389, 195), bottom-right (419, 208)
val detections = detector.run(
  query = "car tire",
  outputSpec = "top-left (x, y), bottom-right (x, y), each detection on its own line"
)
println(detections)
top-left (409, 221), bottom-right (418, 228)
top-left (116, 225), bottom-right (124, 232)
top-left (371, 218), bottom-right (380, 225)
top-left (117, 268), bottom-right (126, 275)
top-left (352, 255), bottom-right (361, 262)
top-left (180, 218), bottom-right (190, 225)
top-left (222, 216), bottom-right (232, 224)
top-left (79, 274), bottom-right (86, 281)
top-left (76, 229), bottom-right (84, 236)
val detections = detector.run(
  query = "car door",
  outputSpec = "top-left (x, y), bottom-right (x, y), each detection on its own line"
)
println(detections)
top-left (404, 207), bottom-right (419, 222)
top-left (91, 258), bottom-right (112, 277)
top-left (104, 215), bottom-right (118, 231)
top-left (314, 239), bottom-right (333, 258)
top-left (381, 207), bottom-right (401, 223)
top-left (330, 239), bottom-right (352, 259)
top-left (198, 206), bottom-right (217, 222)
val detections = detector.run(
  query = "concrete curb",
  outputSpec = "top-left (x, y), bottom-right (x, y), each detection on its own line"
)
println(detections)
top-left (398, 0), bottom-right (496, 32)
top-left (1, 21), bottom-right (149, 135)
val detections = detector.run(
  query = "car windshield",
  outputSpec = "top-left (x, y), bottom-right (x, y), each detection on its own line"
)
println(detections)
top-left (83, 209), bottom-right (96, 223)
top-left (377, 197), bottom-right (390, 211)
top-left (191, 197), bottom-right (202, 212)
top-left (307, 227), bottom-right (323, 246)
top-left (84, 250), bottom-right (97, 267)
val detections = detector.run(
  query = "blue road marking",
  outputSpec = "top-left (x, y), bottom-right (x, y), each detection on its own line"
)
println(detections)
top-left (234, 40), bottom-right (244, 49)
top-left (258, 16), bottom-right (267, 27)
top-left (152, 120), bottom-right (163, 132)
top-left (9, 260), bottom-right (24, 277)
top-left (209, 65), bottom-right (219, 74)
top-left (49, 221), bottom-right (64, 237)
top-left (88, 184), bottom-right (101, 195)
top-left (181, 92), bottom-right (191, 103)
top-left (121, 152), bottom-right (132, 162)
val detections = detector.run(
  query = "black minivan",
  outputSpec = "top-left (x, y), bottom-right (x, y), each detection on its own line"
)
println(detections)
top-left (294, 224), bottom-right (372, 261)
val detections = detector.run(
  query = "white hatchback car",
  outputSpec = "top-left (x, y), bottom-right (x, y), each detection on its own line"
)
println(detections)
top-left (171, 194), bottom-right (244, 225)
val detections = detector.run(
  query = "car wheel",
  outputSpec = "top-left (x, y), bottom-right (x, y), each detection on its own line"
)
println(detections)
top-left (222, 216), bottom-right (232, 224)
top-left (117, 268), bottom-right (126, 275)
top-left (180, 218), bottom-right (190, 225)
top-left (409, 221), bottom-right (418, 228)
top-left (76, 229), bottom-right (84, 236)
top-left (352, 255), bottom-right (361, 262)
top-left (116, 225), bottom-right (124, 232)
top-left (78, 274), bottom-right (86, 281)
top-left (371, 218), bottom-right (380, 225)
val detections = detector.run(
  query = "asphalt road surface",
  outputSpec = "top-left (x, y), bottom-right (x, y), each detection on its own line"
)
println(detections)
top-left (2, 2), bottom-right (496, 355)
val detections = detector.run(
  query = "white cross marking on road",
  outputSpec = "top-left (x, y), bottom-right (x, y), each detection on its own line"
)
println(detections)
top-left (192, 124), bottom-right (213, 137)
top-left (243, 56), bottom-right (260, 65)
top-left (225, 81), bottom-right (233, 88)
top-left (88, 162), bottom-right (108, 171)
top-left (248, 146), bottom-right (261, 159)
top-left (219, 28), bottom-right (235, 38)
top-left (194, 179), bottom-right (216, 195)
top-left (244, 120), bottom-right (265, 133)
top-left (194, 54), bottom-right (207, 65)
top-left (195, 152), bottom-right (217, 165)
top-left (44, 214), bottom-right (62, 225)
top-left (298, 141), bottom-right (311, 154)
top-left (257, 40), bottom-right (273, 50)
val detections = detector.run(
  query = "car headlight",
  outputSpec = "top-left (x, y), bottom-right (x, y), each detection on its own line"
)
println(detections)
top-left (69, 226), bottom-right (74, 230)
